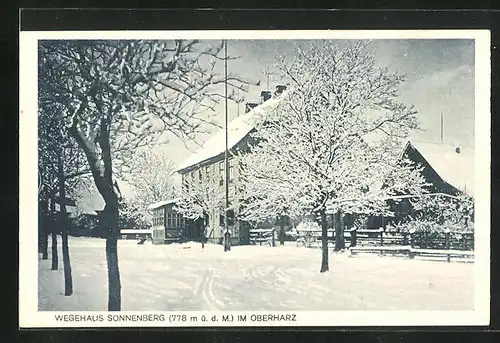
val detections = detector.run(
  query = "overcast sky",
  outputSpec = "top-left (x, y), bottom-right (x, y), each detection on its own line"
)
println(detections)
top-left (77, 39), bottom-right (476, 213)
top-left (153, 39), bottom-right (475, 165)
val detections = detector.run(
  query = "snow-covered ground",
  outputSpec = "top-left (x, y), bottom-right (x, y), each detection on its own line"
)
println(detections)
top-left (39, 236), bottom-right (473, 311)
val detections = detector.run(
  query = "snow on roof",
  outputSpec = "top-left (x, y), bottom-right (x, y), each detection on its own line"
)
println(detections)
top-left (176, 92), bottom-right (288, 172)
top-left (148, 198), bottom-right (180, 210)
top-left (409, 141), bottom-right (474, 197)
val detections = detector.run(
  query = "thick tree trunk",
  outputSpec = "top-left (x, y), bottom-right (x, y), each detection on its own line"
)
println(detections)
top-left (201, 217), bottom-right (205, 249)
top-left (223, 231), bottom-right (231, 251)
top-left (50, 198), bottom-right (58, 271)
top-left (42, 230), bottom-right (49, 260)
top-left (51, 230), bottom-right (58, 270)
top-left (68, 114), bottom-right (122, 311)
top-left (334, 211), bottom-right (345, 252)
top-left (319, 209), bottom-right (329, 273)
top-left (61, 228), bottom-right (73, 295)
top-left (58, 154), bottom-right (73, 296)
top-left (41, 199), bottom-right (49, 260)
top-left (104, 201), bottom-right (121, 311)
top-left (279, 220), bottom-right (285, 246)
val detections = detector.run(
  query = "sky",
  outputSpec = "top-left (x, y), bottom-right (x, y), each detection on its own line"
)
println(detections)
top-left (77, 39), bottom-right (476, 213)
top-left (154, 39), bottom-right (475, 165)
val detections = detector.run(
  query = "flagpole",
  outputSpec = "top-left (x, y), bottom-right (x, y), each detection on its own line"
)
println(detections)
top-left (224, 39), bottom-right (230, 252)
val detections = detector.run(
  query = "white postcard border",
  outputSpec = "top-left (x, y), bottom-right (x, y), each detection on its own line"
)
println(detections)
top-left (19, 29), bottom-right (491, 328)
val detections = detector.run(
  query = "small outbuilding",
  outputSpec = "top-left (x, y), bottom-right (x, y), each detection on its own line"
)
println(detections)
top-left (148, 198), bottom-right (187, 244)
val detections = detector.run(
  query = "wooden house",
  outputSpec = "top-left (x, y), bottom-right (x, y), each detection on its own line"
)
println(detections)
top-left (366, 140), bottom-right (474, 229)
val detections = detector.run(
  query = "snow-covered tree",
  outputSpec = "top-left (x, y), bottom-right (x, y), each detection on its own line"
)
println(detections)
top-left (38, 99), bottom-right (90, 296)
top-left (121, 150), bottom-right (177, 226)
top-left (409, 193), bottom-right (474, 232)
top-left (175, 171), bottom-right (226, 247)
top-left (38, 39), bottom-right (257, 310)
top-left (239, 41), bottom-right (427, 273)
top-left (239, 153), bottom-right (303, 245)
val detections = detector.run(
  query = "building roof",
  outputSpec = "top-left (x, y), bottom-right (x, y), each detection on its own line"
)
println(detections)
top-left (408, 141), bottom-right (474, 197)
top-left (176, 92), bottom-right (288, 173)
top-left (147, 198), bottom-right (180, 210)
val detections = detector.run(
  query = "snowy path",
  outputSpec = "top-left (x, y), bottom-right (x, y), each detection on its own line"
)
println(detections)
top-left (38, 236), bottom-right (474, 311)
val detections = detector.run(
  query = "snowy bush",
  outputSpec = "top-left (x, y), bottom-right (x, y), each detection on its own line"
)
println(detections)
top-left (400, 193), bottom-right (475, 234)
top-left (295, 220), bottom-right (321, 232)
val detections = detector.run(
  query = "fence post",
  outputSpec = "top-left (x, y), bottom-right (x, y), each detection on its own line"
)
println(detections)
top-left (408, 229), bottom-right (415, 259)
top-left (350, 229), bottom-right (357, 248)
top-left (444, 228), bottom-right (451, 262)
top-left (379, 227), bottom-right (384, 246)
top-left (271, 229), bottom-right (276, 247)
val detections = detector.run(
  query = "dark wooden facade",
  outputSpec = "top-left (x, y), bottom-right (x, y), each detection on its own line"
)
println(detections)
top-left (366, 141), bottom-right (467, 229)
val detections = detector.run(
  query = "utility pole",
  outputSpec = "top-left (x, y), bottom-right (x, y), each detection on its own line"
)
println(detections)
top-left (224, 39), bottom-right (231, 252)
top-left (236, 88), bottom-right (240, 117)
top-left (440, 113), bottom-right (444, 143)
top-left (264, 68), bottom-right (273, 90)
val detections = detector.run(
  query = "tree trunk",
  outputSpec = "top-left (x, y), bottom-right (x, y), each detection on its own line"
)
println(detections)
top-left (201, 217), bottom-right (205, 249)
top-left (51, 229), bottom-right (58, 270)
top-left (41, 199), bottom-right (49, 260)
top-left (279, 220), bottom-right (285, 246)
top-left (224, 232), bottom-right (231, 251)
top-left (68, 116), bottom-right (122, 310)
top-left (58, 153), bottom-right (73, 296)
top-left (104, 201), bottom-right (121, 311)
top-left (50, 198), bottom-right (58, 270)
top-left (334, 211), bottom-right (344, 251)
top-left (61, 228), bottom-right (73, 295)
top-left (319, 209), bottom-right (329, 273)
top-left (42, 229), bottom-right (49, 260)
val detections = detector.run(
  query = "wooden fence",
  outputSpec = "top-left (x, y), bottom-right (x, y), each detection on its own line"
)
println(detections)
top-left (249, 226), bottom-right (474, 262)
top-left (249, 228), bottom-right (276, 246)
top-left (349, 228), bottom-right (474, 262)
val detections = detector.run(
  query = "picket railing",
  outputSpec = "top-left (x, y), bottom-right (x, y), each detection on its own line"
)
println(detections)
top-left (249, 228), bottom-right (276, 246)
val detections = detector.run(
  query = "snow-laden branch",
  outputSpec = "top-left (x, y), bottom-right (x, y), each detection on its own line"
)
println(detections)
top-left (175, 170), bottom-right (228, 222)
top-left (239, 41), bottom-right (427, 222)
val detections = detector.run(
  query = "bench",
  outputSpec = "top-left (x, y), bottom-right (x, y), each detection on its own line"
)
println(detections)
top-left (350, 245), bottom-right (411, 257)
top-left (408, 248), bottom-right (474, 262)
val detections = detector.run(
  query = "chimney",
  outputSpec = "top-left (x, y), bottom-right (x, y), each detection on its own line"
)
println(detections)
top-left (260, 90), bottom-right (272, 103)
top-left (275, 85), bottom-right (287, 96)
top-left (455, 147), bottom-right (461, 154)
top-left (245, 102), bottom-right (258, 113)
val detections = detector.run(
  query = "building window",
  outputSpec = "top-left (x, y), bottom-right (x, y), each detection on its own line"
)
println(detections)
top-left (205, 165), bottom-right (210, 180)
top-left (153, 208), bottom-right (164, 227)
top-left (182, 174), bottom-right (189, 192)
top-left (219, 161), bottom-right (224, 185)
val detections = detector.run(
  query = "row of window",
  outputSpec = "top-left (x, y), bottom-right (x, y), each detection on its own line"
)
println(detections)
top-left (184, 159), bottom-right (236, 188)
top-left (151, 208), bottom-right (186, 228)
